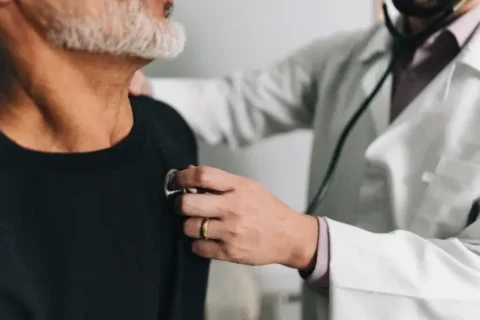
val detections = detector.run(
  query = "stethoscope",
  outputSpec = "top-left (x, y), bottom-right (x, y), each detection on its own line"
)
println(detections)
top-left (166, 0), bottom-right (476, 218)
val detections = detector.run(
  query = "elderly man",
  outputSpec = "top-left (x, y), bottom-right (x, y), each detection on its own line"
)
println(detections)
top-left (0, 1), bottom-right (209, 320)
top-left (131, 0), bottom-right (480, 319)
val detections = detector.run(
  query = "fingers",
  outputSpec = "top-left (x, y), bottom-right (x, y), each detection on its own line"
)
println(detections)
top-left (191, 240), bottom-right (226, 261)
top-left (174, 166), bottom-right (241, 192)
top-left (184, 218), bottom-right (224, 240)
top-left (175, 193), bottom-right (228, 218)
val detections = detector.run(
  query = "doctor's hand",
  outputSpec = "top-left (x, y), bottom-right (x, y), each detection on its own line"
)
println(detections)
top-left (174, 166), bottom-right (319, 271)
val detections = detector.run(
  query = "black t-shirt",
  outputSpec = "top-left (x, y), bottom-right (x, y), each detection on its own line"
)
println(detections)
top-left (0, 96), bottom-right (210, 320)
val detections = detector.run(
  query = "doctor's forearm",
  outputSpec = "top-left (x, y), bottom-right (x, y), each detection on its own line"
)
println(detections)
top-left (148, 60), bottom-right (316, 148)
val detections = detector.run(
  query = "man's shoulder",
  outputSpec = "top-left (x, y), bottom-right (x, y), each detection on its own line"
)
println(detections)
top-left (129, 94), bottom-right (189, 126)
top-left (129, 94), bottom-right (198, 163)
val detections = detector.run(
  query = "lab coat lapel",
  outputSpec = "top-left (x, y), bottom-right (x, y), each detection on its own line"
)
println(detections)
top-left (353, 26), bottom-right (470, 229)
top-left (358, 27), bottom-right (393, 136)
top-left (457, 25), bottom-right (480, 73)
top-left (406, 68), bottom-right (480, 236)
top-left (361, 62), bottom-right (455, 226)
top-left (342, 27), bottom-right (396, 232)
top-left (408, 29), bottom-right (480, 236)
top-left (356, 22), bottom-right (480, 138)
top-left (447, 28), bottom-right (480, 158)
top-left (362, 28), bottom-right (480, 231)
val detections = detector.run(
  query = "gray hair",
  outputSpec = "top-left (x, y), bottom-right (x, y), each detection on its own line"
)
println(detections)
top-left (45, 0), bottom-right (186, 60)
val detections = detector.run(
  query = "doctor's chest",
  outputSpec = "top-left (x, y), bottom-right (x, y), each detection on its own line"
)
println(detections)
top-left (309, 60), bottom-right (480, 238)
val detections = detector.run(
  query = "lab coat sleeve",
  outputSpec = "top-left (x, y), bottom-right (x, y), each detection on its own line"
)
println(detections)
top-left (148, 41), bottom-right (326, 148)
top-left (325, 218), bottom-right (480, 319)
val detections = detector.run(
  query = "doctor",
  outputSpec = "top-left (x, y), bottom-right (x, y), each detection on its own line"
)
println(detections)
top-left (132, 0), bottom-right (480, 319)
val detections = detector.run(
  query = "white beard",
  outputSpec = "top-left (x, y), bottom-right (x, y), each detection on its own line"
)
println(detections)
top-left (46, 0), bottom-right (186, 60)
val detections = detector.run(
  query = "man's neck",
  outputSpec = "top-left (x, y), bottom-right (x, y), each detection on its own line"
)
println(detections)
top-left (408, 0), bottom-right (480, 33)
top-left (0, 49), bottom-right (141, 153)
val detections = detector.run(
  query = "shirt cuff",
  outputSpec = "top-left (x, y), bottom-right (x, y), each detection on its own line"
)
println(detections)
top-left (299, 217), bottom-right (330, 292)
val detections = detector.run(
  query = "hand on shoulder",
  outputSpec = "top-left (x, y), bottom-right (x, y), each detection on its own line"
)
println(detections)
top-left (129, 70), bottom-right (152, 97)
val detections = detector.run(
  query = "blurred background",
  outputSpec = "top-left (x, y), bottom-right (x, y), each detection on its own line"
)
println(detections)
top-left (144, 0), bottom-right (381, 319)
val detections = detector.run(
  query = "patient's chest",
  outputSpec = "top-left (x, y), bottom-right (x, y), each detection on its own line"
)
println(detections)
top-left (0, 163), bottom-right (176, 320)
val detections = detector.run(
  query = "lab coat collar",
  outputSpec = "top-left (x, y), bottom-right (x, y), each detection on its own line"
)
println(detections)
top-left (359, 16), bottom-right (480, 73)
top-left (455, 26), bottom-right (480, 73)
top-left (357, 21), bottom-right (480, 136)
top-left (358, 24), bottom-right (392, 63)
top-left (358, 24), bottom-right (393, 135)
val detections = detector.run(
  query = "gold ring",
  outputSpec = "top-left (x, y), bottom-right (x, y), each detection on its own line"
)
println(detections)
top-left (200, 218), bottom-right (210, 240)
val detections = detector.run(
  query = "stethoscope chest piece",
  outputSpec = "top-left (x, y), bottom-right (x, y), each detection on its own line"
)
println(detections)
top-left (164, 168), bottom-right (216, 200)
top-left (164, 169), bottom-right (187, 200)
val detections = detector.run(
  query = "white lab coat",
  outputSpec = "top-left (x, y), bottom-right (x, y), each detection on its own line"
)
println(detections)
top-left (150, 22), bottom-right (480, 320)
